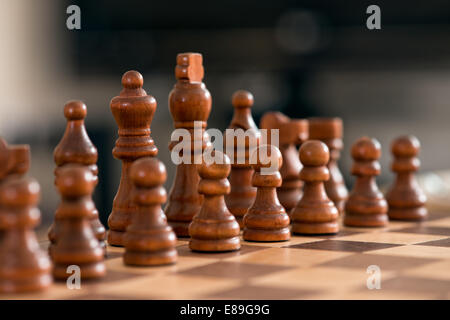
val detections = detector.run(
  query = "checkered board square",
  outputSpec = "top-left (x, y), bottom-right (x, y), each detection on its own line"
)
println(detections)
top-left (3, 210), bottom-right (450, 300)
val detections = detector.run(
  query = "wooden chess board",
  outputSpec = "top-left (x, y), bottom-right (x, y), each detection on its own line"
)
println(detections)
top-left (3, 209), bottom-right (449, 300)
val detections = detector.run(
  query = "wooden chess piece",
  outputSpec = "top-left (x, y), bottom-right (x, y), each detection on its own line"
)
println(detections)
top-left (243, 145), bottom-right (290, 241)
top-left (108, 71), bottom-right (158, 246)
top-left (50, 100), bottom-right (106, 250)
top-left (224, 90), bottom-right (260, 228)
top-left (291, 140), bottom-right (339, 234)
top-left (124, 157), bottom-right (177, 266)
top-left (308, 118), bottom-right (348, 214)
top-left (165, 53), bottom-right (211, 237)
top-left (386, 136), bottom-right (427, 221)
top-left (344, 137), bottom-right (388, 227)
top-left (0, 138), bottom-right (30, 180)
top-left (0, 175), bottom-right (52, 293)
top-left (260, 112), bottom-right (308, 213)
top-left (189, 151), bottom-right (240, 252)
top-left (50, 165), bottom-right (105, 280)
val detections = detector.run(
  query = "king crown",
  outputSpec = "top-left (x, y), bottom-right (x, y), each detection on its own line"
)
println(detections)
top-left (175, 53), bottom-right (204, 82)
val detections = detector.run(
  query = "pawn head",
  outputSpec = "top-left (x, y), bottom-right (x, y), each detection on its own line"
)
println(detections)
top-left (391, 135), bottom-right (420, 157)
top-left (299, 140), bottom-right (330, 166)
top-left (351, 137), bottom-right (381, 161)
top-left (232, 90), bottom-right (254, 109)
top-left (55, 165), bottom-right (96, 197)
top-left (130, 157), bottom-right (166, 188)
top-left (121, 70), bottom-right (144, 89)
top-left (251, 145), bottom-right (282, 172)
top-left (198, 151), bottom-right (231, 180)
top-left (64, 100), bottom-right (87, 121)
top-left (0, 176), bottom-right (40, 207)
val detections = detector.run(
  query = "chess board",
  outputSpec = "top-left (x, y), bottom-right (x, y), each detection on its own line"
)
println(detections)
top-left (3, 209), bottom-right (450, 300)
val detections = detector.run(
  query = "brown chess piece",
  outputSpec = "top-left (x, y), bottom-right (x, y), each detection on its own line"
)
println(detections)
top-left (344, 137), bottom-right (388, 227)
top-left (189, 151), bottom-right (241, 252)
top-left (0, 175), bottom-right (52, 293)
top-left (0, 138), bottom-right (30, 180)
top-left (224, 90), bottom-right (260, 228)
top-left (108, 71), bottom-right (158, 246)
top-left (386, 135), bottom-right (427, 221)
top-left (260, 112), bottom-right (308, 213)
top-left (243, 145), bottom-right (290, 242)
top-left (308, 118), bottom-right (348, 214)
top-left (50, 164), bottom-right (105, 280)
top-left (124, 157), bottom-right (177, 266)
top-left (165, 53), bottom-right (211, 237)
top-left (50, 100), bottom-right (106, 250)
top-left (291, 140), bottom-right (339, 234)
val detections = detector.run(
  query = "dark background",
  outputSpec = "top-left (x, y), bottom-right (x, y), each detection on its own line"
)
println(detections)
top-left (2, 0), bottom-right (450, 228)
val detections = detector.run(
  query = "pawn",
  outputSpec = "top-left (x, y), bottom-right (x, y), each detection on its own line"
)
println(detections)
top-left (0, 176), bottom-right (52, 293)
top-left (189, 151), bottom-right (240, 252)
top-left (344, 137), bottom-right (388, 227)
top-left (124, 157), bottom-right (177, 266)
top-left (386, 136), bottom-right (427, 221)
top-left (243, 146), bottom-right (290, 242)
top-left (259, 112), bottom-right (308, 213)
top-left (291, 140), bottom-right (339, 234)
top-left (51, 100), bottom-right (106, 250)
top-left (50, 165), bottom-right (105, 280)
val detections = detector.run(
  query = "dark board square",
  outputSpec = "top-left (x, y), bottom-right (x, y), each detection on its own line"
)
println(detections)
top-left (179, 261), bottom-right (293, 279)
top-left (394, 226), bottom-right (450, 236)
top-left (285, 240), bottom-right (401, 253)
top-left (176, 243), bottom-right (270, 260)
top-left (308, 230), bottom-right (362, 239)
top-left (209, 284), bottom-right (318, 300)
top-left (319, 253), bottom-right (437, 270)
top-left (417, 237), bottom-right (450, 247)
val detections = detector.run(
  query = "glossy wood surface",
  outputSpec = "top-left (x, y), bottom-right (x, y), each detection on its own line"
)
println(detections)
top-left (344, 137), bottom-right (388, 227)
top-left (291, 140), bottom-right (339, 234)
top-left (386, 135), bottom-right (428, 221)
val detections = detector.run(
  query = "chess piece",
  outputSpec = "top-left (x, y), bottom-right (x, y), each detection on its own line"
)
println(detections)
top-left (189, 151), bottom-right (240, 252)
top-left (0, 175), bottom-right (52, 293)
top-left (308, 118), bottom-right (348, 214)
top-left (108, 71), bottom-right (158, 246)
top-left (0, 138), bottom-right (30, 180)
top-left (344, 137), bottom-right (388, 227)
top-left (291, 140), bottom-right (339, 234)
top-left (50, 165), bottom-right (105, 280)
top-left (243, 146), bottom-right (290, 241)
top-left (124, 157), bottom-right (177, 266)
top-left (386, 136), bottom-right (427, 221)
top-left (224, 90), bottom-right (260, 228)
top-left (50, 100), bottom-right (106, 250)
top-left (165, 53), bottom-right (211, 237)
top-left (260, 112), bottom-right (308, 213)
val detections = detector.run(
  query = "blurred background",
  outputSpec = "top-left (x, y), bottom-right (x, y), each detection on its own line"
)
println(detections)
top-left (1, 0), bottom-right (450, 229)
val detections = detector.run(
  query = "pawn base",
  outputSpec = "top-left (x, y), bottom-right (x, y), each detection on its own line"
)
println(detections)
top-left (0, 274), bottom-right (52, 293)
top-left (107, 230), bottom-right (125, 247)
top-left (344, 213), bottom-right (388, 228)
top-left (388, 206), bottom-right (428, 221)
top-left (334, 199), bottom-right (346, 215)
top-left (189, 237), bottom-right (241, 252)
top-left (123, 249), bottom-right (178, 266)
top-left (168, 221), bottom-right (191, 238)
top-left (243, 228), bottom-right (290, 242)
top-left (53, 262), bottom-right (106, 280)
top-left (292, 222), bottom-right (339, 235)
